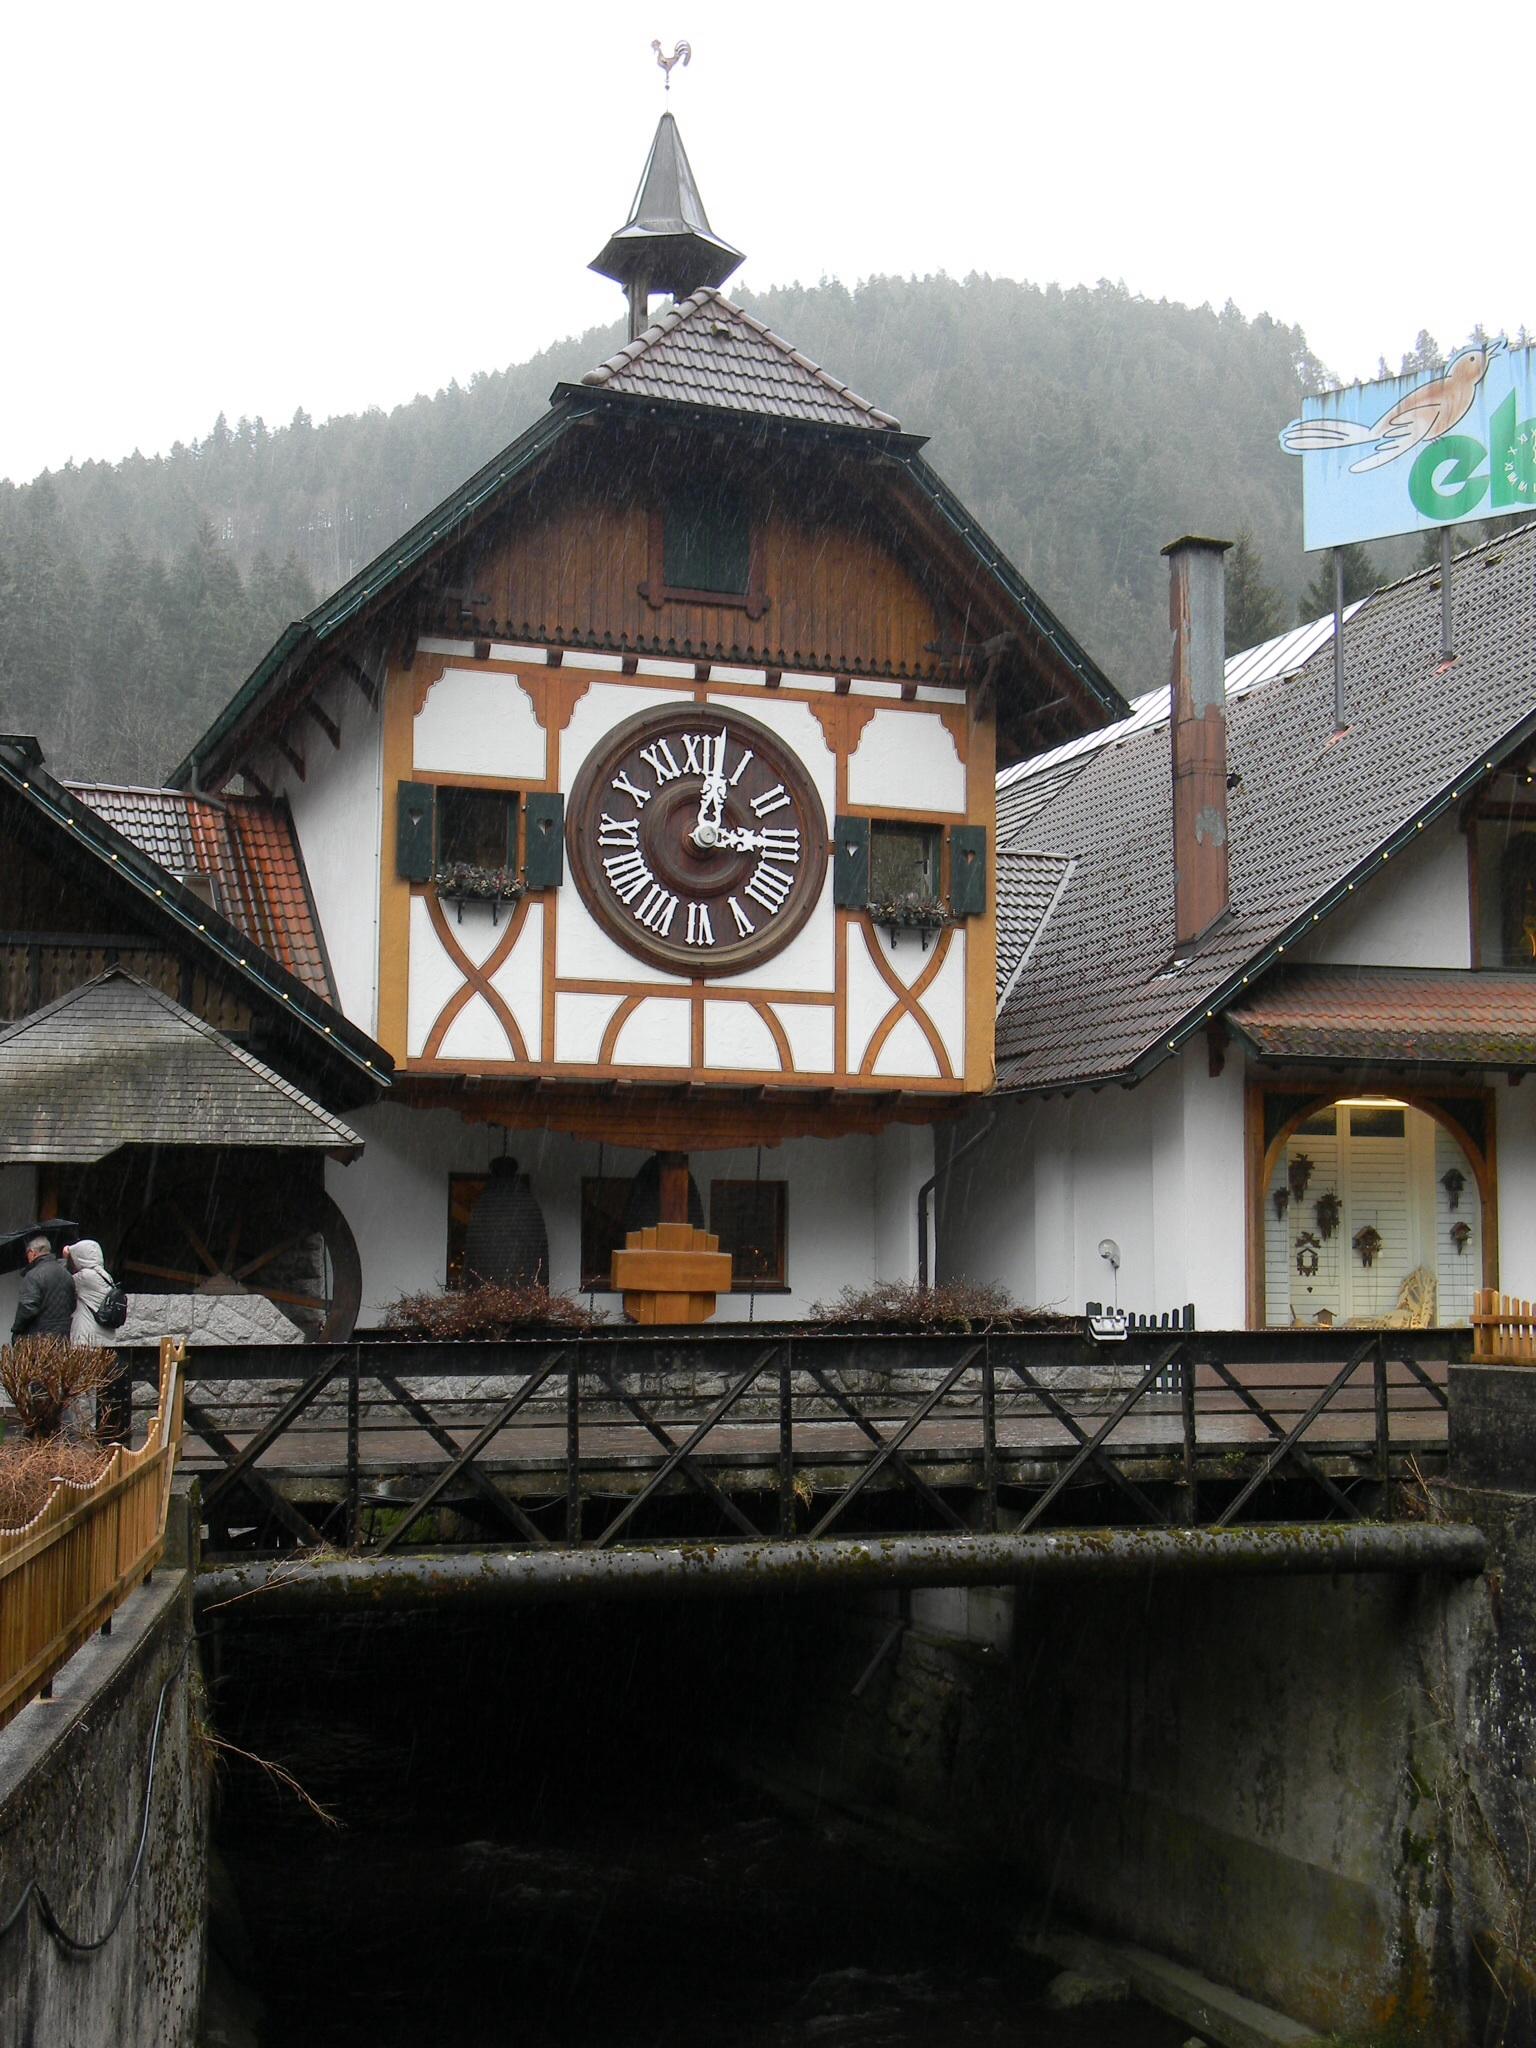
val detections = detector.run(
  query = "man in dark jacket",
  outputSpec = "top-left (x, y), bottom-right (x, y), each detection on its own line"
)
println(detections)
top-left (11, 1234), bottom-right (76, 1340)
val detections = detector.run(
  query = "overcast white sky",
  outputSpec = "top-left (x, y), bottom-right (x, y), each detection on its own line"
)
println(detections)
top-left (0, 0), bottom-right (1518, 486)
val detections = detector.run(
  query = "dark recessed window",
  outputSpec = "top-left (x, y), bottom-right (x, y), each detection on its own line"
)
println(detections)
top-left (1296, 1109), bottom-right (1338, 1136)
top-left (437, 788), bottom-right (515, 869)
top-left (663, 487), bottom-right (751, 595)
top-left (580, 1177), bottom-right (632, 1292)
top-left (446, 1173), bottom-right (487, 1288)
top-left (869, 821), bottom-right (941, 907)
top-left (710, 1180), bottom-right (788, 1292)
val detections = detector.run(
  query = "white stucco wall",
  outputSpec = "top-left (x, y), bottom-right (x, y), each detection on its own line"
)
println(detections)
top-left (270, 672), bottom-right (384, 1033)
top-left (936, 1044), bottom-right (1247, 1324)
top-left (1296, 812), bottom-right (1470, 970)
top-left (1494, 1076), bottom-right (1536, 1300)
top-left (327, 1109), bottom-right (921, 1326)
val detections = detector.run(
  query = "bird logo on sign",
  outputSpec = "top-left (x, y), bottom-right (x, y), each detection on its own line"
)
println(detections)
top-left (1281, 338), bottom-right (1507, 473)
top-left (652, 39), bottom-right (691, 89)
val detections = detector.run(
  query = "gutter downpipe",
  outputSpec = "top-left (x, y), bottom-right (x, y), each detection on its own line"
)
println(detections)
top-left (917, 1107), bottom-right (997, 1291)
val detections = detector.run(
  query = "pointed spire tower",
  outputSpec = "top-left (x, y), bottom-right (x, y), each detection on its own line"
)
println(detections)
top-left (590, 113), bottom-right (743, 340)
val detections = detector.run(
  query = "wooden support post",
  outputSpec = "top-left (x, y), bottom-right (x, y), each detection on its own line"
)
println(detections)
top-left (657, 1152), bottom-right (690, 1224)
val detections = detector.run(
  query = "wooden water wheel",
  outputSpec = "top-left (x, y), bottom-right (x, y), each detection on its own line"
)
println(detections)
top-left (117, 1181), bottom-right (362, 1342)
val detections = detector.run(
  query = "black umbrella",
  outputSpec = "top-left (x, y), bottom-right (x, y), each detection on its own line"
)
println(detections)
top-left (0, 1220), bottom-right (80, 1276)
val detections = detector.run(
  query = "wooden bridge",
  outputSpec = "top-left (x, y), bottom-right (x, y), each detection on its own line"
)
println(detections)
top-left (114, 1326), bottom-right (1458, 1563)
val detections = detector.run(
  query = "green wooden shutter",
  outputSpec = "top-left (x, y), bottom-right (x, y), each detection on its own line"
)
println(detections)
top-left (950, 825), bottom-right (987, 917)
top-left (396, 781), bottom-right (435, 883)
top-left (524, 792), bottom-right (565, 889)
top-left (833, 815), bottom-right (870, 908)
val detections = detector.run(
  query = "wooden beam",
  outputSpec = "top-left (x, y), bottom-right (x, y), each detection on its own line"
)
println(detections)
top-left (336, 655), bottom-right (378, 707)
top-left (307, 702), bottom-right (341, 750)
top-left (240, 765), bottom-right (274, 800)
top-left (274, 736), bottom-right (306, 782)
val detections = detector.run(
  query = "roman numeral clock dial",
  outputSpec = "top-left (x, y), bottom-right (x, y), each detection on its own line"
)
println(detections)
top-left (568, 705), bottom-right (829, 974)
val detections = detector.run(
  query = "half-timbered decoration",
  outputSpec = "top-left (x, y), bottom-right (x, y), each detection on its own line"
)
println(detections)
top-left (942, 523), bottom-right (1536, 1330)
top-left (157, 113), bottom-right (1122, 1322)
top-left (0, 739), bottom-right (389, 1343)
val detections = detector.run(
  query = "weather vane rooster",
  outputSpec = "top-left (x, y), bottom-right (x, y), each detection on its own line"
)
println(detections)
top-left (652, 38), bottom-right (691, 90)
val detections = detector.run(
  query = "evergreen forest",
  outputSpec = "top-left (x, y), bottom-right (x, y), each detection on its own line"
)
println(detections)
top-left (0, 275), bottom-right (1486, 783)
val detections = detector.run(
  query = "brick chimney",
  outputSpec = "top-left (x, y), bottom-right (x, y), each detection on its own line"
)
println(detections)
top-left (1163, 535), bottom-right (1232, 951)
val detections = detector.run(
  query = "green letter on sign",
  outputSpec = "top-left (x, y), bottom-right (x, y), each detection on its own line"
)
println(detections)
top-left (1408, 434), bottom-right (1488, 522)
top-left (1489, 392), bottom-right (1536, 510)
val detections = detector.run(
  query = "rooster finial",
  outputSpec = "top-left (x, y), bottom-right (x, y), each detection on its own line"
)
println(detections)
top-left (651, 38), bottom-right (691, 90)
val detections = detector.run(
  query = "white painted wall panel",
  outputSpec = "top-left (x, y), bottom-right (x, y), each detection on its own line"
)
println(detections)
top-left (488, 900), bottom-right (545, 1061)
top-left (846, 927), bottom-right (893, 1073)
top-left (1433, 1120), bottom-right (1479, 1325)
top-left (920, 930), bottom-right (967, 1079)
top-left (772, 1002), bottom-right (835, 1075)
top-left (611, 996), bottom-right (692, 1068)
top-left (704, 1002), bottom-right (782, 1072)
top-left (279, 674), bottom-right (382, 1033)
top-left (726, 883), bottom-right (836, 995)
top-left (872, 1010), bottom-right (941, 1080)
top-left (554, 991), bottom-right (621, 1065)
top-left (407, 896), bottom-right (464, 1058)
top-left (553, 896), bottom-right (688, 987)
top-left (412, 669), bottom-right (547, 780)
top-left (707, 694), bottom-right (837, 825)
top-left (437, 992), bottom-right (513, 1062)
top-left (440, 898), bottom-right (511, 971)
top-left (1496, 1079), bottom-right (1536, 1300)
top-left (1297, 814), bottom-right (1471, 969)
top-left (847, 709), bottom-right (965, 814)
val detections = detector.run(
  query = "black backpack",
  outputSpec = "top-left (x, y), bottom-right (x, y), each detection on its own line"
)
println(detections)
top-left (93, 1282), bottom-right (129, 1331)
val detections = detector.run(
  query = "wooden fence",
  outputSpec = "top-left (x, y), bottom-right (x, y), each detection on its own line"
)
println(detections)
top-left (1471, 1290), bottom-right (1536, 1364)
top-left (0, 1337), bottom-right (186, 1731)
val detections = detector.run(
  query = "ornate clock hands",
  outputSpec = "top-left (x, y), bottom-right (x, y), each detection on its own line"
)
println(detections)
top-left (689, 728), bottom-right (731, 849)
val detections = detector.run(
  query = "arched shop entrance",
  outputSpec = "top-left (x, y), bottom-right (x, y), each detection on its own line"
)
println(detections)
top-left (1259, 1093), bottom-right (1488, 1328)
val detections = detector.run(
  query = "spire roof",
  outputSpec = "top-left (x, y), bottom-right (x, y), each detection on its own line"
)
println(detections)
top-left (578, 288), bottom-right (902, 431)
top-left (589, 112), bottom-right (743, 299)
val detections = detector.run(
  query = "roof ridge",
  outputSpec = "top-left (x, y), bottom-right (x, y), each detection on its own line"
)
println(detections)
top-left (581, 287), bottom-right (902, 429)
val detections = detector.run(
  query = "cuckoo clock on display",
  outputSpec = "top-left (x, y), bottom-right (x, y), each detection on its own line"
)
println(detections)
top-left (567, 704), bottom-right (828, 976)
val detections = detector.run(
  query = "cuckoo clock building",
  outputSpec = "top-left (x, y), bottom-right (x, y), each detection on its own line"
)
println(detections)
top-left (137, 112), bottom-right (1121, 1325)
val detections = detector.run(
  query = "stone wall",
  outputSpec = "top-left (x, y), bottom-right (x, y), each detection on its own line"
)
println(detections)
top-left (768, 1526), bottom-right (1513, 2043)
top-left (0, 1572), bottom-right (207, 2048)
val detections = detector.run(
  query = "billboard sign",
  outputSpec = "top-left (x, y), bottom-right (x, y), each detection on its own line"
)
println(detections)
top-left (1280, 339), bottom-right (1536, 550)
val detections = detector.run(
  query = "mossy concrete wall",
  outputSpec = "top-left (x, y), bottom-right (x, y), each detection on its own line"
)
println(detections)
top-left (0, 1571), bottom-right (207, 2048)
top-left (771, 1523), bottom-right (1520, 2044)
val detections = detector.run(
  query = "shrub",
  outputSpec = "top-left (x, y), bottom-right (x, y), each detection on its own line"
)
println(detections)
top-left (0, 1437), bottom-right (112, 1527)
top-left (384, 1279), bottom-right (605, 1340)
top-left (0, 1337), bottom-right (119, 1439)
top-left (805, 1280), bottom-right (1072, 1334)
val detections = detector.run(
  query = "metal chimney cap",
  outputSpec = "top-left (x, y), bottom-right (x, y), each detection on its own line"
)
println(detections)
top-left (1160, 535), bottom-right (1233, 557)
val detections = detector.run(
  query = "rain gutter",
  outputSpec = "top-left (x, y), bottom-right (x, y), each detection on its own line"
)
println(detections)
top-left (195, 1522), bottom-right (1488, 1617)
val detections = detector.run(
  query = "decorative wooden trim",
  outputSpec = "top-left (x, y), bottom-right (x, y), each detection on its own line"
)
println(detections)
top-left (751, 1000), bottom-right (795, 1073)
top-left (598, 993), bottom-right (645, 1065)
top-left (856, 919), bottom-right (955, 1080)
top-left (420, 890), bottom-right (532, 1062)
top-left (1467, 814), bottom-right (1482, 969)
top-left (275, 735), bottom-right (306, 782)
top-left (553, 976), bottom-right (834, 1006)
top-left (337, 654), bottom-right (379, 707)
top-left (377, 660), bottom-right (415, 1060)
top-left (612, 1224), bottom-right (734, 1325)
top-left (307, 702), bottom-right (342, 750)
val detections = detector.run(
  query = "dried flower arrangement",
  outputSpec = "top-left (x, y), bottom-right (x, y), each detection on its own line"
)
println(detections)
top-left (807, 1279), bottom-right (1071, 1334)
top-left (433, 863), bottom-right (524, 922)
top-left (0, 1437), bottom-right (111, 1527)
top-left (384, 1279), bottom-right (605, 1340)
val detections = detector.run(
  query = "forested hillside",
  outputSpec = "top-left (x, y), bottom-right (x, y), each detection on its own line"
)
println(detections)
top-left (0, 274), bottom-right (1437, 783)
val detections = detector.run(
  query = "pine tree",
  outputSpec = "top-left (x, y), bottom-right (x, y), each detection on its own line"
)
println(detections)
top-left (1224, 531), bottom-right (1286, 654)
top-left (1305, 541), bottom-right (1379, 617)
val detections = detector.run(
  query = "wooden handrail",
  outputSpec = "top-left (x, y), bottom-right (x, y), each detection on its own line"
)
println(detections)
top-left (0, 1337), bottom-right (186, 1730)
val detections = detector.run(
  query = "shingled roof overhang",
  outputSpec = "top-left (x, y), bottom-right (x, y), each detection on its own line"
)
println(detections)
top-left (1226, 965), bottom-right (1536, 1069)
top-left (0, 741), bottom-right (390, 1111)
top-left (0, 971), bottom-right (364, 1164)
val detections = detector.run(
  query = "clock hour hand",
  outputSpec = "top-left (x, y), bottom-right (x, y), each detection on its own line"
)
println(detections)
top-left (689, 729), bottom-right (731, 848)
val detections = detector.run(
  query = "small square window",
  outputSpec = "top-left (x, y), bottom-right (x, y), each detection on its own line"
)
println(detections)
top-left (580, 1176), bottom-right (632, 1291)
top-left (446, 1173), bottom-right (487, 1288)
top-left (438, 788), bottom-right (515, 870)
top-left (663, 488), bottom-right (751, 596)
top-left (710, 1180), bottom-right (788, 1292)
top-left (1348, 1106), bottom-right (1406, 1139)
top-left (868, 821), bottom-right (941, 908)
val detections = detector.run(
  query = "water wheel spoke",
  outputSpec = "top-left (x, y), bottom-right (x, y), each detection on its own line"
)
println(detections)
top-left (232, 1231), bottom-right (313, 1284)
top-left (122, 1259), bottom-right (206, 1287)
top-left (169, 1200), bottom-right (223, 1277)
top-left (256, 1287), bottom-right (330, 1313)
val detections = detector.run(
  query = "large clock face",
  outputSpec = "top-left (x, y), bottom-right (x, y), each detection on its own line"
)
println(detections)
top-left (567, 703), bottom-right (829, 975)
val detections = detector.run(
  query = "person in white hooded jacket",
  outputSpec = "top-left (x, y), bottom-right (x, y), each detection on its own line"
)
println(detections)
top-left (65, 1239), bottom-right (116, 1347)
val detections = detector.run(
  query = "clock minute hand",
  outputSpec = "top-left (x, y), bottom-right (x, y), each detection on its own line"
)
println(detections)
top-left (689, 731), bottom-right (730, 847)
